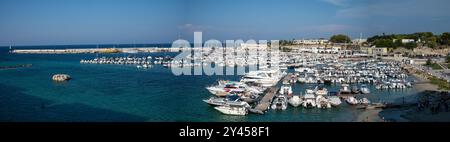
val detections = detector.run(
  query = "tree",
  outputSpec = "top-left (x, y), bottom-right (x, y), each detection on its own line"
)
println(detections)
top-left (446, 55), bottom-right (450, 63)
top-left (440, 32), bottom-right (450, 47)
top-left (405, 42), bottom-right (417, 49)
top-left (426, 58), bottom-right (432, 66)
top-left (374, 39), bottom-right (394, 48)
top-left (427, 36), bottom-right (438, 48)
top-left (330, 34), bottom-right (351, 43)
top-left (394, 39), bottom-right (403, 48)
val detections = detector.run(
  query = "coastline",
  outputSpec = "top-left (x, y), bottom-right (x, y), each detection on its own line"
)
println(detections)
top-left (356, 109), bottom-right (383, 122)
top-left (356, 69), bottom-right (443, 122)
top-left (376, 70), bottom-right (450, 122)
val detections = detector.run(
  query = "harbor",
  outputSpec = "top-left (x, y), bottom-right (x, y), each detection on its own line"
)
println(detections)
top-left (4, 41), bottom-right (445, 122)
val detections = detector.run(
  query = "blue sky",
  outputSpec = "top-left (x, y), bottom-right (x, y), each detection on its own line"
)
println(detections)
top-left (0, 0), bottom-right (449, 46)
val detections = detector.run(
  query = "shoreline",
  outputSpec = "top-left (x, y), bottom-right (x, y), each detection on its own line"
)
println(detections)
top-left (356, 68), bottom-right (443, 122)
top-left (356, 109), bottom-right (383, 122)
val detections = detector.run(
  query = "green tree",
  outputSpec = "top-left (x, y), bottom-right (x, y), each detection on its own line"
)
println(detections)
top-left (426, 58), bottom-right (432, 66)
top-left (404, 42), bottom-right (417, 49)
top-left (427, 36), bottom-right (438, 48)
top-left (446, 55), bottom-right (450, 63)
top-left (440, 32), bottom-right (450, 46)
top-left (330, 34), bottom-right (351, 43)
top-left (394, 39), bottom-right (403, 48)
top-left (374, 39), bottom-right (394, 47)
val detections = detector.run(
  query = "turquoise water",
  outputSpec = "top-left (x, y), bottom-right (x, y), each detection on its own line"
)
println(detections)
top-left (0, 46), bottom-right (420, 122)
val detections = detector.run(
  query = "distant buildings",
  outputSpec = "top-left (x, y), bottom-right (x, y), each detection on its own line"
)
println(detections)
top-left (352, 39), bottom-right (367, 45)
top-left (293, 39), bottom-right (329, 45)
top-left (393, 39), bottom-right (416, 44)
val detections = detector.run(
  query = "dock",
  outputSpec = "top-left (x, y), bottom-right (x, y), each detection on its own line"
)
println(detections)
top-left (254, 87), bottom-right (278, 113)
top-left (252, 73), bottom-right (293, 113)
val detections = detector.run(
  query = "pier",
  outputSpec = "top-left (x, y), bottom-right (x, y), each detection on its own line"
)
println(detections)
top-left (254, 87), bottom-right (278, 113)
top-left (253, 73), bottom-right (294, 113)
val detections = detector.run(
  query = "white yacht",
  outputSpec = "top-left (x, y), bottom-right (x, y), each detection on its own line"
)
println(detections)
top-left (240, 70), bottom-right (281, 87)
top-left (206, 81), bottom-right (248, 96)
top-left (214, 104), bottom-right (249, 116)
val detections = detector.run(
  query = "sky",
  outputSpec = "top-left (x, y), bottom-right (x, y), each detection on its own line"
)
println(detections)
top-left (0, 0), bottom-right (449, 46)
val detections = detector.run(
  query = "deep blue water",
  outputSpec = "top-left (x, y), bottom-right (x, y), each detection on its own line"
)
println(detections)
top-left (0, 46), bottom-right (420, 122)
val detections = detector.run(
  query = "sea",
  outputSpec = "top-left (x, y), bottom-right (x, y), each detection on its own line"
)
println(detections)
top-left (0, 44), bottom-right (420, 122)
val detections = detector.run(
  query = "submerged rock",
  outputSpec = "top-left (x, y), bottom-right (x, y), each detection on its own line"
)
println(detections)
top-left (52, 74), bottom-right (71, 82)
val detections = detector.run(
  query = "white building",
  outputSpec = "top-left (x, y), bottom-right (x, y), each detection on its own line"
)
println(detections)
top-left (402, 39), bottom-right (415, 43)
top-left (352, 39), bottom-right (367, 45)
top-left (393, 39), bottom-right (415, 44)
top-left (294, 39), bottom-right (329, 45)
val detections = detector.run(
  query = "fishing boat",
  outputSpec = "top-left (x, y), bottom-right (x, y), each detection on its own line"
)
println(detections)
top-left (288, 95), bottom-right (303, 107)
top-left (271, 95), bottom-right (288, 110)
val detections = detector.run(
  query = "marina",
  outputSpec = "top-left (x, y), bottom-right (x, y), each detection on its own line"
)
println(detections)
top-left (0, 43), bottom-right (431, 121)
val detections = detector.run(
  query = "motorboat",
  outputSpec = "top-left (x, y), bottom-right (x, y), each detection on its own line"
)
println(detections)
top-left (206, 81), bottom-right (249, 96)
top-left (214, 103), bottom-right (249, 116)
top-left (302, 91), bottom-right (316, 108)
top-left (345, 96), bottom-right (358, 105)
top-left (279, 83), bottom-right (293, 96)
top-left (203, 95), bottom-right (242, 106)
top-left (315, 86), bottom-right (328, 96)
top-left (271, 95), bottom-right (288, 110)
top-left (315, 95), bottom-right (331, 109)
top-left (360, 84), bottom-right (370, 94)
top-left (240, 70), bottom-right (281, 87)
top-left (328, 96), bottom-right (342, 107)
top-left (339, 84), bottom-right (352, 95)
top-left (240, 92), bottom-right (260, 103)
top-left (358, 98), bottom-right (371, 105)
top-left (351, 85), bottom-right (360, 94)
top-left (288, 95), bottom-right (303, 107)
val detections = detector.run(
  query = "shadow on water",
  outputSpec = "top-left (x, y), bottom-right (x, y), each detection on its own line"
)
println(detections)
top-left (0, 83), bottom-right (147, 122)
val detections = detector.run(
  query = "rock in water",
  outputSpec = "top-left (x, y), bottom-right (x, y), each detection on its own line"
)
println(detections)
top-left (52, 74), bottom-right (71, 82)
